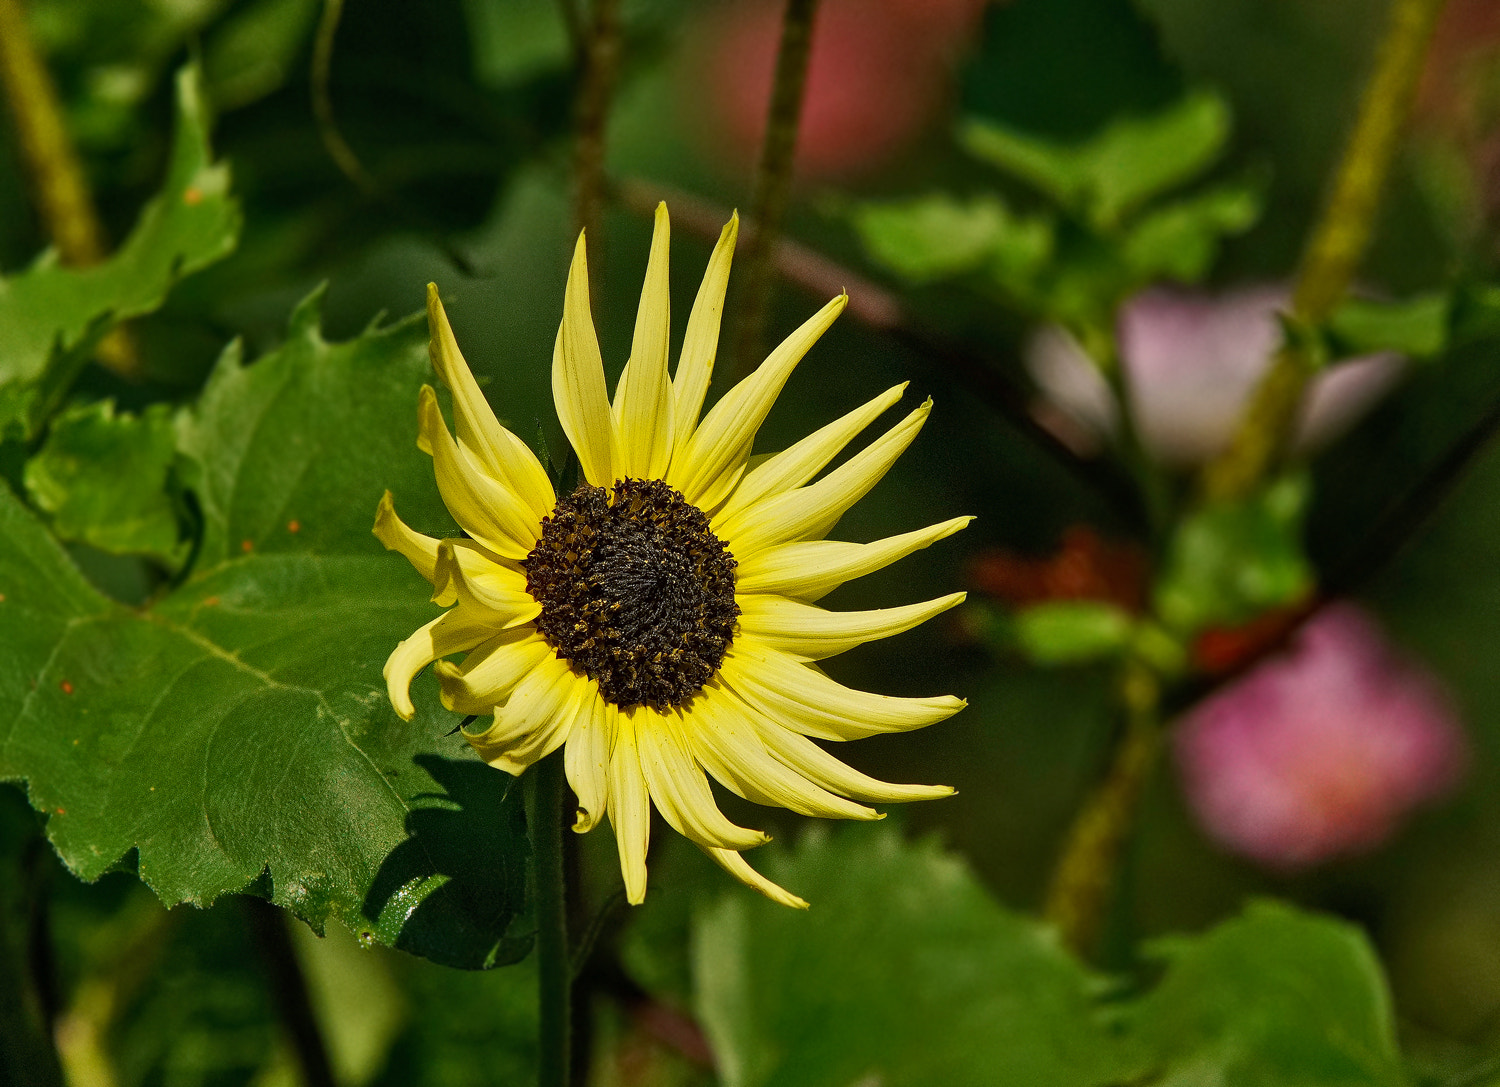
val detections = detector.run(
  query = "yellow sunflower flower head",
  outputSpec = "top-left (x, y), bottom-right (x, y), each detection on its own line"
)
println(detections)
top-left (377, 203), bottom-right (971, 908)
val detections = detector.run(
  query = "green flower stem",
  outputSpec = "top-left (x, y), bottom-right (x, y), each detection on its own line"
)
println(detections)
top-left (729, 0), bottom-right (822, 381)
top-left (573, 0), bottom-right (622, 293)
top-left (0, 870), bottom-right (64, 1087)
top-left (528, 750), bottom-right (572, 1087)
top-left (1200, 0), bottom-right (1448, 503)
top-left (1043, 661), bottom-right (1161, 957)
top-left (242, 897), bottom-right (336, 1087)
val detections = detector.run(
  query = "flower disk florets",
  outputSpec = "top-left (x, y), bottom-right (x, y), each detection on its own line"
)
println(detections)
top-left (524, 478), bottom-right (739, 709)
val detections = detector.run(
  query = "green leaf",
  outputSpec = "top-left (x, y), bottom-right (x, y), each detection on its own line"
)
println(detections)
top-left (1153, 476), bottom-right (1315, 636)
top-left (1327, 293), bottom-right (1452, 359)
top-left (1123, 179), bottom-right (1264, 283)
top-left (23, 399), bottom-right (184, 567)
top-left (1013, 600), bottom-right (1134, 665)
top-left (692, 825), bottom-right (1141, 1087)
top-left (960, 92), bottom-right (1232, 228)
top-left (0, 63), bottom-right (240, 434)
top-left (1128, 901), bottom-right (1408, 1087)
top-left (850, 193), bottom-right (1053, 286)
top-left (0, 291), bottom-right (529, 969)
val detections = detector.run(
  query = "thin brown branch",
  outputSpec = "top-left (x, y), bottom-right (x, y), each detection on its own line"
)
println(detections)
top-left (729, 0), bottom-right (821, 380)
top-left (573, 0), bottom-right (622, 292)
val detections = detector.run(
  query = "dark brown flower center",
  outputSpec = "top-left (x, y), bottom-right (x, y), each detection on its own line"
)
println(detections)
top-left (523, 478), bottom-right (738, 709)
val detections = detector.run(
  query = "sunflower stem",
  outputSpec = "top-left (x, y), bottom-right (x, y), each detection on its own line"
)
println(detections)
top-left (529, 750), bottom-right (572, 1087)
top-left (729, 0), bottom-right (821, 382)
top-left (1043, 660), bottom-right (1161, 958)
top-left (1199, 0), bottom-right (1447, 502)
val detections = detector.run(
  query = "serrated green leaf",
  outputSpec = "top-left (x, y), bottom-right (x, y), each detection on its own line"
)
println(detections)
top-left (961, 92), bottom-right (1232, 228)
top-left (1013, 600), bottom-right (1134, 665)
top-left (1128, 901), bottom-right (1407, 1087)
top-left (850, 192), bottom-right (1053, 286)
top-left (0, 63), bottom-right (240, 434)
top-left (692, 825), bottom-right (1142, 1087)
top-left (1153, 475), bottom-right (1315, 635)
top-left (0, 291), bottom-right (529, 969)
top-left (24, 399), bottom-right (184, 566)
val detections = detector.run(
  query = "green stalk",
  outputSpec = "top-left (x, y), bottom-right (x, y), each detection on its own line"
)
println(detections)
top-left (1200, 0), bottom-right (1449, 502)
top-left (528, 750), bottom-right (571, 1087)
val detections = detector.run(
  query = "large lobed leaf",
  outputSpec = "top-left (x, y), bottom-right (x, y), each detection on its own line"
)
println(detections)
top-left (692, 825), bottom-right (1411, 1087)
top-left (0, 290), bottom-right (530, 969)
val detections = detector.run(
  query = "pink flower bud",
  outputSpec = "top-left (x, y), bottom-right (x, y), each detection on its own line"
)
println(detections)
top-left (1174, 603), bottom-right (1467, 871)
top-left (1028, 286), bottom-right (1404, 465)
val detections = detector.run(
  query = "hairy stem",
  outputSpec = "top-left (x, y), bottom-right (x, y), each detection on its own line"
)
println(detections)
top-left (1200, 0), bottom-right (1449, 502)
top-left (1043, 662), bottom-right (1161, 957)
top-left (529, 751), bottom-right (572, 1087)
top-left (729, 0), bottom-right (821, 381)
top-left (243, 898), bottom-right (336, 1087)
top-left (573, 0), bottom-right (622, 292)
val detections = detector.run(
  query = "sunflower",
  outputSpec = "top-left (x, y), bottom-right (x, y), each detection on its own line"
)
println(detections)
top-left (378, 203), bottom-right (969, 908)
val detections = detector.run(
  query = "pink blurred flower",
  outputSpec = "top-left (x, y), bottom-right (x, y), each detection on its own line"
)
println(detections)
top-left (1175, 603), bottom-right (1467, 871)
top-left (689, 0), bottom-right (988, 180)
top-left (1027, 286), bottom-right (1404, 466)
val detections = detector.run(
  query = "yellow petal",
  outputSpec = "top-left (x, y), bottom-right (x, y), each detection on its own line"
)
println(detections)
top-left (608, 712), bottom-right (651, 904)
top-left (686, 685), bottom-right (878, 820)
top-left (669, 293), bottom-right (847, 511)
top-left (632, 704), bottom-right (768, 851)
top-left (671, 212), bottom-right (738, 461)
top-left (383, 607), bottom-right (497, 720)
top-left (434, 627), bottom-right (551, 714)
top-left (735, 591), bottom-right (966, 661)
top-left (714, 383), bottom-right (906, 525)
top-left (373, 490), bottom-right (452, 604)
top-left (734, 517), bottom-right (973, 601)
top-left (432, 539), bottom-right (539, 625)
top-left (749, 717), bottom-right (954, 804)
top-left (418, 385), bottom-right (541, 559)
top-left (462, 652), bottom-right (580, 772)
top-left (717, 398), bottom-right (931, 557)
top-left (704, 847), bottom-right (808, 910)
top-left (553, 232), bottom-right (615, 487)
top-left (427, 284), bottom-right (555, 520)
top-left (612, 202), bottom-right (675, 480)
top-left (565, 690), bottom-right (614, 832)
top-left (719, 641), bottom-right (966, 741)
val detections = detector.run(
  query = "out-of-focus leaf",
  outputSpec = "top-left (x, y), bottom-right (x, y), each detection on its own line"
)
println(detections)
top-left (1327, 293), bottom-right (1451, 360)
top-left (0, 291), bottom-right (529, 970)
top-left (1013, 600), bottom-right (1135, 665)
top-left (24, 400), bottom-right (183, 567)
top-left (693, 825), bottom-right (1143, 1087)
top-left (0, 64), bottom-right (240, 435)
top-left (1154, 475), bottom-right (1315, 635)
top-left (1126, 900), bottom-right (1407, 1087)
top-left (960, 92), bottom-right (1232, 228)
top-left (1123, 179), bottom-right (1263, 282)
top-left (202, 0), bottom-right (321, 110)
top-left (851, 193), bottom-right (1053, 286)
top-left (460, 0), bottom-right (570, 86)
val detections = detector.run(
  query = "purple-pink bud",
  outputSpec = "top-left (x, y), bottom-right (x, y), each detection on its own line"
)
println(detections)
top-left (1174, 603), bottom-right (1467, 871)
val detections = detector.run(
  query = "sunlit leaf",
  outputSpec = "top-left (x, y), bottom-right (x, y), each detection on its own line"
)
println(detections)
top-left (0, 291), bottom-right (529, 969)
top-left (851, 192), bottom-right (1053, 286)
